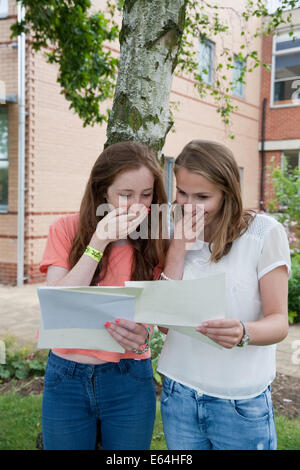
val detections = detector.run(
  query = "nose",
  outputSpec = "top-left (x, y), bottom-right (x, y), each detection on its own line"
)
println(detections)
top-left (129, 196), bottom-right (146, 206)
top-left (184, 196), bottom-right (195, 209)
top-left (128, 202), bottom-right (148, 214)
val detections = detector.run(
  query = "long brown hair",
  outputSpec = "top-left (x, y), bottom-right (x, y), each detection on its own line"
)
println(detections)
top-left (69, 141), bottom-right (168, 285)
top-left (174, 140), bottom-right (255, 262)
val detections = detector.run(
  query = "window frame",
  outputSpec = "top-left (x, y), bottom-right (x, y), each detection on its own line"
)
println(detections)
top-left (198, 36), bottom-right (215, 86)
top-left (270, 27), bottom-right (300, 109)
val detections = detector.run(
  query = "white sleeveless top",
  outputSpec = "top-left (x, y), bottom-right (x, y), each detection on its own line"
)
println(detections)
top-left (157, 213), bottom-right (291, 399)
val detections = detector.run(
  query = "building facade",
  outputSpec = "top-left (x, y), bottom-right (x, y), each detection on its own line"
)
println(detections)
top-left (259, 7), bottom-right (300, 207)
top-left (1, 0), bottom-right (290, 285)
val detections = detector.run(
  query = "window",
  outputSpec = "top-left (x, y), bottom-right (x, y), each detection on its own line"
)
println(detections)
top-left (0, 106), bottom-right (9, 212)
top-left (238, 167), bottom-right (244, 187)
top-left (233, 56), bottom-right (246, 98)
top-left (267, 0), bottom-right (294, 14)
top-left (281, 149), bottom-right (300, 172)
top-left (198, 37), bottom-right (215, 86)
top-left (272, 29), bottom-right (300, 106)
top-left (0, 0), bottom-right (8, 19)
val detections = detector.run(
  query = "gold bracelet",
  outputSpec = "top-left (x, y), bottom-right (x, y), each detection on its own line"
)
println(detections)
top-left (84, 245), bottom-right (103, 263)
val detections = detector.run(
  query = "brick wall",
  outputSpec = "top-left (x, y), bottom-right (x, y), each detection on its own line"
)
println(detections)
top-left (260, 33), bottom-right (300, 142)
top-left (0, 0), bottom-right (18, 284)
top-left (259, 22), bottom-right (300, 208)
top-left (0, 0), bottom-right (263, 285)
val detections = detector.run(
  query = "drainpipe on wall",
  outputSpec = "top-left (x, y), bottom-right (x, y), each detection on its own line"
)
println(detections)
top-left (260, 98), bottom-right (267, 212)
top-left (17, 1), bottom-right (26, 286)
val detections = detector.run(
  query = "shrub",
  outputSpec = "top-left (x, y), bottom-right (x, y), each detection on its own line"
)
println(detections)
top-left (0, 336), bottom-right (48, 381)
top-left (288, 255), bottom-right (300, 324)
top-left (150, 327), bottom-right (166, 385)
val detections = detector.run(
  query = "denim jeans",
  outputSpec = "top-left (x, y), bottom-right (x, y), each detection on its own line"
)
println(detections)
top-left (161, 376), bottom-right (277, 450)
top-left (42, 351), bottom-right (156, 450)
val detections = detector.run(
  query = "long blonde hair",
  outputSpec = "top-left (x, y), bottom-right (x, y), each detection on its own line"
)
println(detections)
top-left (174, 140), bottom-right (255, 262)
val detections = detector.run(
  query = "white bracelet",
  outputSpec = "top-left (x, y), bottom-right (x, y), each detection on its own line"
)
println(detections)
top-left (160, 271), bottom-right (173, 281)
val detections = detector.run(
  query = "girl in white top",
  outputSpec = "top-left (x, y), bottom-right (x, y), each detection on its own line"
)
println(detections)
top-left (158, 139), bottom-right (291, 450)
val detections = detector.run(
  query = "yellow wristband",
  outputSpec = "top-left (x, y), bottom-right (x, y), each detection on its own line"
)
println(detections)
top-left (84, 245), bottom-right (103, 263)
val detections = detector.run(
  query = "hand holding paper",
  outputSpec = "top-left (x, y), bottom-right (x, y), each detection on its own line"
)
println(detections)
top-left (105, 318), bottom-right (148, 352)
top-left (196, 317), bottom-right (244, 349)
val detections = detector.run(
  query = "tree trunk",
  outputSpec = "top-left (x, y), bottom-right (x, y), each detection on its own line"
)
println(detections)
top-left (105, 0), bottom-right (187, 158)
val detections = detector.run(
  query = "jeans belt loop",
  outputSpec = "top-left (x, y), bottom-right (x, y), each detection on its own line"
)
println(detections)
top-left (265, 386), bottom-right (272, 410)
top-left (118, 359), bottom-right (128, 375)
top-left (66, 360), bottom-right (76, 377)
top-left (169, 377), bottom-right (175, 395)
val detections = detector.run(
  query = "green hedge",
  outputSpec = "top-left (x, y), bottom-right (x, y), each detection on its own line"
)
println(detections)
top-left (289, 254), bottom-right (300, 324)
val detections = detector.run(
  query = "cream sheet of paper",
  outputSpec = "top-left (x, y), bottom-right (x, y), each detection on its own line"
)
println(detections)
top-left (38, 317), bottom-right (125, 353)
top-left (127, 273), bottom-right (226, 349)
top-left (127, 273), bottom-right (225, 325)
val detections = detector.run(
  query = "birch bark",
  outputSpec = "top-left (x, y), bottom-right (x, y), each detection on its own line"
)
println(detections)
top-left (105, 0), bottom-right (187, 157)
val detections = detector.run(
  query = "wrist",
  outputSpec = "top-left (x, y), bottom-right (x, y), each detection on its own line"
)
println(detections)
top-left (132, 325), bottom-right (152, 355)
top-left (236, 320), bottom-right (250, 347)
top-left (90, 233), bottom-right (110, 252)
top-left (170, 237), bottom-right (187, 253)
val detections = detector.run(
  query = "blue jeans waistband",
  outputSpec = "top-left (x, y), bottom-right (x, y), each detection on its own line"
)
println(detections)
top-left (162, 375), bottom-right (271, 401)
top-left (47, 350), bottom-right (149, 378)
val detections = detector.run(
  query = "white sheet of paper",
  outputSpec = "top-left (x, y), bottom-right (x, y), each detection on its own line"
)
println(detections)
top-left (37, 273), bottom-right (225, 351)
top-left (37, 286), bottom-right (143, 352)
top-left (38, 288), bottom-right (136, 330)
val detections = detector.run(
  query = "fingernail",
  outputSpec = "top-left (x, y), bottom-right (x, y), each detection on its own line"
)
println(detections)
top-left (104, 322), bottom-right (111, 328)
top-left (115, 319), bottom-right (120, 323)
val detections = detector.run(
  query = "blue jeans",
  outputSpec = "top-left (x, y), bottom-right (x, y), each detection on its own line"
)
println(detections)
top-left (161, 376), bottom-right (277, 450)
top-left (42, 351), bottom-right (156, 450)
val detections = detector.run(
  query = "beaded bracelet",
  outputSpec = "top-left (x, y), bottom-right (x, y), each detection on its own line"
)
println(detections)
top-left (132, 324), bottom-right (152, 355)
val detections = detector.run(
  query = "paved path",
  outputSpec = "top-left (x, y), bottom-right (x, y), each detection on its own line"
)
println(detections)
top-left (0, 283), bottom-right (300, 378)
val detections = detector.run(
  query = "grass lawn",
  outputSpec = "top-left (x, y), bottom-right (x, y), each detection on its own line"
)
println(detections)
top-left (0, 394), bottom-right (299, 450)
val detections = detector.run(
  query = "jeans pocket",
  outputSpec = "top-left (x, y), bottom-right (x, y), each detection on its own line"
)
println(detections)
top-left (231, 390), bottom-right (270, 421)
top-left (44, 365), bottom-right (66, 391)
top-left (161, 388), bottom-right (170, 405)
top-left (126, 359), bottom-right (153, 382)
top-left (161, 376), bottom-right (172, 405)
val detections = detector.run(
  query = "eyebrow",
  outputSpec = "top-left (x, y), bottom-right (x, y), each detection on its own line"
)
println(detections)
top-left (117, 188), bottom-right (153, 192)
top-left (176, 186), bottom-right (212, 195)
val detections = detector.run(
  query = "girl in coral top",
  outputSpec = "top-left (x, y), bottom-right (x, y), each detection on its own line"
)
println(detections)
top-left (39, 141), bottom-right (168, 450)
